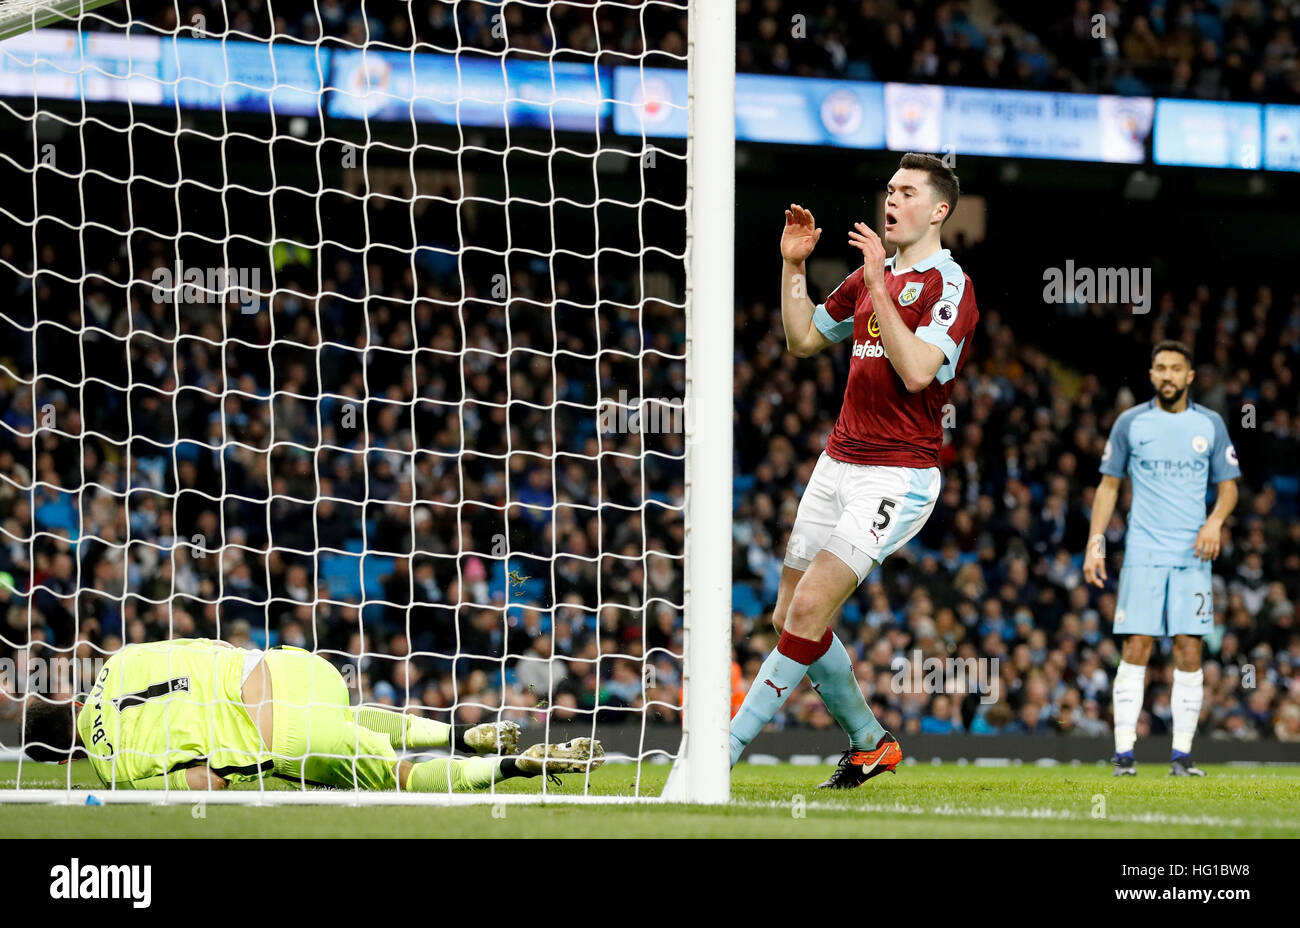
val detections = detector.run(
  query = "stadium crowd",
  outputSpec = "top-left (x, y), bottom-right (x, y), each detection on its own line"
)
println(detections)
top-left (1, 1), bottom-right (1299, 754)
top-left (2, 227), bottom-right (1299, 748)
top-left (53, 0), bottom-right (1300, 101)
top-left (0, 238), bottom-right (689, 734)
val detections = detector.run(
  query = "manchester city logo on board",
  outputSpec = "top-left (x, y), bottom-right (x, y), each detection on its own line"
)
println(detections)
top-left (898, 282), bottom-right (923, 305)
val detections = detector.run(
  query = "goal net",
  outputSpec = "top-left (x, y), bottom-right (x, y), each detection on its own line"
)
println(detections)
top-left (0, 0), bottom-right (732, 803)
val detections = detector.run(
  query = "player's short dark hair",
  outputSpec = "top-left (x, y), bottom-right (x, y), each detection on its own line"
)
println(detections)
top-left (23, 699), bottom-right (77, 763)
top-left (1151, 339), bottom-right (1193, 366)
top-left (898, 152), bottom-right (960, 223)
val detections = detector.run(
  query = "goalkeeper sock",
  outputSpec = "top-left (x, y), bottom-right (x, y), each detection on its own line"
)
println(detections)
top-left (356, 707), bottom-right (459, 750)
top-left (805, 631), bottom-right (885, 750)
top-left (405, 756), bottom-right (501, 792)
top-left (1170, 668), bottom-right (1204, 756)
top-left (1112, 660), bottom-right (1146, 755)
top-left (729, 630), bottom-right (830, 766)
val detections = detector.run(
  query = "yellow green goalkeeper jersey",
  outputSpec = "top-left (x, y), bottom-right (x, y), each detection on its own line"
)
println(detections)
top-left (76, 639), bottom-right (270, 789)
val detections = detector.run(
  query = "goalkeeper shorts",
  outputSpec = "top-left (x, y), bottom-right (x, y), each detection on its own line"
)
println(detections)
top-left (783, 453), bottom-right (941, 583)
top-left (263, 647), bottom-right (398, 791)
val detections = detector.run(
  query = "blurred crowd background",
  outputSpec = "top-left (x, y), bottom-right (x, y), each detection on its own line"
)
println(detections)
top-left (0, 195), bottom-right (690, 735)
top-left (5, 245), bottom-right (1299, 747)
top-left (2, 0), bottom-right (1299, 752)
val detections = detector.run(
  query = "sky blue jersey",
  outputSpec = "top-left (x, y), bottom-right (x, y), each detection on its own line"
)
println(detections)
top-left (1100, 399), bottom-right (1240, 567)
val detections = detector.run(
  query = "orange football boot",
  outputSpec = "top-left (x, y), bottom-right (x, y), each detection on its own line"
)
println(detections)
top-left (816, 733), bottom-right (903, 788)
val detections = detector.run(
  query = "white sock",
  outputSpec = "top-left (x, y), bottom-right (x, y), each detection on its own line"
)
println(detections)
top-left (1112, 661), bottom-right (1146, 754)
top-left (1171, 668), bottom-right (1204, 755)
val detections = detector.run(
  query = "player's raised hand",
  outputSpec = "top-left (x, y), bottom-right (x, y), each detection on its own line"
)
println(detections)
top-left (848, 221), bottom-right (887, 289)
top-left (1194, 519), bottom-right (1223, 561)
top-left (1083, 534), bottom-right (1107, 588)
top-left (781, 204), bottom-right (822, 263)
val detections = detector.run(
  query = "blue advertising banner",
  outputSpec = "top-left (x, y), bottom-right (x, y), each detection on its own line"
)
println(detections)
top-left (0, 32), bottom-right (324, 113)
top-left (1, 32), bottom-right (1294, 175)
top-left (0, 30), bottom-right (165, 104)
top-left (163, 38), bottom-right (325, 115)
top-left (1264, 104), bottom-right (1300, 172)
top-left (327, 51), bottom-right (607, 132)
top-left (613, 70), bottom-right (1151, 163)
top-left (1153, 99), bottom-right (1262, 169)
top-left (884, 83), bottom-right (1153, 163)
top-left (612, 67), bottom-right (886, 149)
top-left (610, 67), bottom-right (687, 137)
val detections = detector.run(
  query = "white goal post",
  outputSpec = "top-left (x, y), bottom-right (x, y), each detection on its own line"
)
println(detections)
top-left (0, 0), bottom-right (734, 804)
top-left (662, 0), bottom-right (733, 804)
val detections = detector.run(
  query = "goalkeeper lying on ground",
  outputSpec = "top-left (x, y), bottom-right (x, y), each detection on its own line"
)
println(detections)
top-left (22, 638), bottom-right (604, 792)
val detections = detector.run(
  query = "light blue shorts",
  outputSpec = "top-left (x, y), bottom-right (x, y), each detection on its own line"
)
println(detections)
top-left (1113, 562), bottom-right (1214, 638)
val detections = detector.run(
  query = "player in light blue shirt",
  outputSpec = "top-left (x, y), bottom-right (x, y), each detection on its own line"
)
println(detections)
top-left (1084, 340), bottom-right (1239, 778)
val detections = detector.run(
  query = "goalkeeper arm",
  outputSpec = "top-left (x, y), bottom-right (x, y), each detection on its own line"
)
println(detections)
top-left (113, 765), bottom-right (227, 791)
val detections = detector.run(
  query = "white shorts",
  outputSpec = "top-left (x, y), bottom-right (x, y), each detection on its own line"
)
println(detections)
top-left (242, 648), bottom-right (266, 686)
top-left (783, 453), bottom-right (941, 584)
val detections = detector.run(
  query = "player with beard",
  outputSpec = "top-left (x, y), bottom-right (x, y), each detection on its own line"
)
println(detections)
top-left (1084, 340), bottom-right (1240, 776)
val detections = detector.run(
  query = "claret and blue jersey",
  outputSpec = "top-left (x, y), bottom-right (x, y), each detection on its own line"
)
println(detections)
top-left (811, 247), bottom-right (979, 470)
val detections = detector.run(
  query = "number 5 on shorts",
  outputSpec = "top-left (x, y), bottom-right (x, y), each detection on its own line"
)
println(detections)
top-left (874, 498), bottom-right (897, 531)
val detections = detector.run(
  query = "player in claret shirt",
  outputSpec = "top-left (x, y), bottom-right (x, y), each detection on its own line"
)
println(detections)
top-left (730, 153), bottom-right (979, 788)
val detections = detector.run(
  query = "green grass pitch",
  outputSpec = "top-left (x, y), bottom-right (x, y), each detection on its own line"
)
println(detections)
top-left (3, 760), bottom-right (1299, 838)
